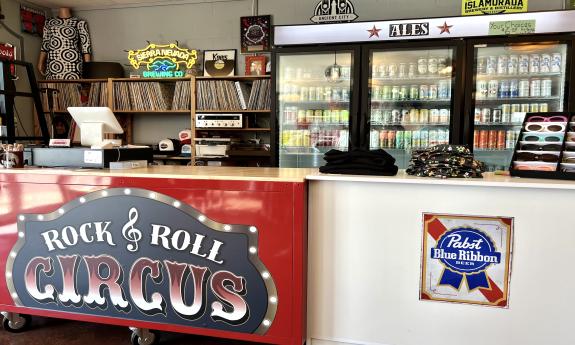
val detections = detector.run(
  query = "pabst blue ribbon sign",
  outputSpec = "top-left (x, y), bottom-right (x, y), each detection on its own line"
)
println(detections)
top-left (6, 188), bottom-right (277, 334)
top-left (421, 213), bottom-right (513, 307)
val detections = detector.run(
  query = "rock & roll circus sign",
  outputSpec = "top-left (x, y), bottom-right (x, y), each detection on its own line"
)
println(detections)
top-left (6, 188), bottom-right (277, 334)
top-left (127, 42), bottom-right (198, 78)
top-left (421, 213), bottom-right (513, 307)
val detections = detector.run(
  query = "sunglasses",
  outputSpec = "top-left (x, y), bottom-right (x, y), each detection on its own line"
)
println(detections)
top-left (566, 145), bottom-right (575, 152)
top-left (567, 135), bottom-right (575, 142)
top-left (563, 157), bottom-right (575, 163)
top-left (527, 115), bottom-right (568, 122)
top-left (523, 134), bottom-right (563, 142)
top-left (516, 152), bottom-right (559, 162)
top-left (562, 167), bottom-right (575, 173)
top-left (524, 123), bottom-right (566, 132)
top-left (520, 143), bottom-right (562, 151)
top-left (514, 164), bottom-right (556, 171)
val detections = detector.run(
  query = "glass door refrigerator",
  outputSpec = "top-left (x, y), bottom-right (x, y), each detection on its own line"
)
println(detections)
top-left (464, 36), bottom-right (573, 171)
top-left (361, 42), bottom-right (464, 168)
top-left (272, 47), bottom-right (360, 167)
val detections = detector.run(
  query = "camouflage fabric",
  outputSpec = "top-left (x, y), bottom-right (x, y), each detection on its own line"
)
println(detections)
top-left (406, 145), bottom-right (485, 178)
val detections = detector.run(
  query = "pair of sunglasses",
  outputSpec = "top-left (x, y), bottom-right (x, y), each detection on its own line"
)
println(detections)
top-left (563, 157), bottom-right (575, 163)
top-left (523, 134), bottom-right (563, 142)
top-left (516, 152), bottom-right (559, 162)
top-left (528, 115), bottom-right (569, 122)
top-left (514, 164), bottom-right (556, 171)
top-left (520, 143), bottom-right (562, 151)
top-left (524, 123), bottom-right (566, 133)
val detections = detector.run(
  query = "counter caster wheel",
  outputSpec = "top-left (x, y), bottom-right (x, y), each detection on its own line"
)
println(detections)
top-left (130, 328), bottom-right (160, 345)
top-left (1, 313), bottom-right (31, 333)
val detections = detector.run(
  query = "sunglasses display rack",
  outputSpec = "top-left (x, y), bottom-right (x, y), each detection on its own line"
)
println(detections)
top-left (509, 112), bottom-right (575, 180)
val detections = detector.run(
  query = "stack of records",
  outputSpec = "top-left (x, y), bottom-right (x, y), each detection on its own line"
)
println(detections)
top-left (113, 82), bottom-right (171, 111)
top-left (39, 83), bottom-right (83, 111)
top-left (172, 81), bottom-right (191, 110)
top-left (247, 79), bottom-right (270, 110)
top-left (87, 82), bottom-right (108, 107)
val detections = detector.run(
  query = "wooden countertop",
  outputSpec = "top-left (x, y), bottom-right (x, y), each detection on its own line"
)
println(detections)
top-left (0, 166), bottom-right (318, 183)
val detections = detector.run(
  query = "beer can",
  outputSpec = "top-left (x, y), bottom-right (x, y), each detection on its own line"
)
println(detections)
top-left (428, 84), bottom-right (438, 99)
top-left (499, 80), bottom-right (510, 98)
top-left (511, 104), bottom-right (521, 114)
top-left (502, 104), bottom-right (511, 123)
top-left (477, 57), bottom-right (487, 74)
top-left (410, 109), bottom-right (420, 124)
top-left (372, 85), bottom-right (381, 101)
top-left (552, 53), bottom-right (562, 73)
top-left (404, 131), bottom-right (412, 149)
top-left (400, 86), bottom-right (409, 100)
top-left (316, 87), bottom-right (324, 101)
top-left (387, 130), bottom-right (396, 148)
top-left (474, 108), bottom-right (482, 123)
top-left (439, 109), bottom-right (449, 124)
top-left (486, 56), bottom-right (497, 75)
top-left (381, 109), bottom-right (391, 124)
top-left (497, 55), bottom-right (508, 75)
top-left (305, 109), bottom-right (314, 123)
top-left (438, 80), bottom-right (449, 99)
top-left (530, 79), bottom-right (541, 97)
top-left (421, 130), bottom-right (429, 147)
top-left (492, 109), bottom-right (502, 123)
top-left (382, 85), bottom-right (391, 100)
top-left (508, 55), bottom-right (519, 75)
top-left (399, 63), bottom-right (408, 78)
top-left (541, 78), bottom-right (552, 97)
top-left (341, 88), bottom-right (350, 102)
top-left (297, 110), bottom-right (306, 124)
top-left (479, 130), bottom-right (488, 149)
top-left (420, 109), bottom-right (430, 124)
top-left (439, 129), bottom-right (449, 144)
top-left (519, 54), bottom-right (529, 74)
top-left (396, 131), bottom-right (405, 149)
top-left (438, 58), bottom-right (447, 76)
top-left (408, 63), bottom-right (417, 78)
top-left (341, 109), bottom-right (350, 123)
top-left (418, 57), bottom-right (428, 75)
top-left (391, 109), bottom-right (401, 123)
top-left (300, 86), bottom-right (309, 101)
top-left (539, 103), bottom-right (549, 112)
top-left (488, 130), bottom-right (497, 149)
top-left (303, 130), bottom-right (310, 147)
top-left (497, 130), bottom-right (506, 150)
top-left (428, 57), bottom-right (438, 75)
top-left (392, 86), bottom-right (401, 100)
top-left (521, 103), bottom-right (530, 112)
top-left (509, 79), bottom-right (519, 97)
top-left (401, 109), bottom-right (410, 123)
top-left (540, 54), bottom-right (552, 73)
top-left (530, 103), bottom-right (540, 112)
top-left (379, 130), bottom-right (388, 148)
top-left (388, 64), bottom-right (398, 78)
top-left (518, 79), bottom-right (530, 97)
top-left (476, 80), bottom-right (488, 99)
top-left (419, 85), bottom-right (429, 99)
top-left (413, 130), bottom-right (421, 148)
top-left (314, 109), bottom-right (323, 123)
top-left (429, 130), bottom-right (438, 146)
top-left (529, 54), bottom-right (540, 74)
top-left (370, 130), bottom-right (380, 148)
top-left (410, 85), bottom-right (419, 100)
top-left (377, 64), bottom-right (387, 78)
top-left (474, 130), bottom-right (479, 148)
top-left (481, 108), bottom-right (492, 123)
top-left (430, 109), bottom-right (440, 123)
top-left (331, 109), bottom-right (340, 123)
top-left (488, 80), bottom-right (499, 98)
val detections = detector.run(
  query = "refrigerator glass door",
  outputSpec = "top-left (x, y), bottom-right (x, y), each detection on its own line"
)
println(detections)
top-left (471, 42), bottom-right (568, 171)
top-left (367, 47), bottom-right (456, 168)
top-left (277, 51), bottom-right (353, 168)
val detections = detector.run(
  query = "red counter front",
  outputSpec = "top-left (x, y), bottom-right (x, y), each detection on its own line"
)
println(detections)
top-left (0, 167), bottom-right (310, 345)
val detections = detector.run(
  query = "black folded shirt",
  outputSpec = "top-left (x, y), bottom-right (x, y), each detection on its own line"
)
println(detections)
top-left (320, 148), bottom-right (399, 176)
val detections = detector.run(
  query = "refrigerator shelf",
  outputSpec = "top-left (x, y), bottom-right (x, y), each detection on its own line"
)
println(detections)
top-left (280, 147), bottom-right (345, 154)
top-left (475, 96), bottom-right (561, 102)
top-left (476, 72), bottom-right (562, 79)
top-left (474, 149), bottom-right (514, 152)
top-left (474, 122), bottom-right (523, 126)
top-left (280, 101), bottom-right (350, 105)
top-left (282, 123), bottom-right (349, 128)
top-left (282, 78), bottom-right (352, 83)
top-left (371, 76), bottom-right (452, 82)
top-left (370, 122), bottom-right (449, 126)
top-left (371, 99), bottom-right (451, 103)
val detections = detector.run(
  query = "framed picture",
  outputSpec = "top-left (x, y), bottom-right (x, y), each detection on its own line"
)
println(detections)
top-left (0, 42), bottom-right (17, 76)
top-left (203, 49), bottom-right (236, 77)
top-left (20, 5), bottom-right (46, 36)
top-left (245, 55), bottom-right (266, 76)
top-left (240, 15), bottom-right (271, 53)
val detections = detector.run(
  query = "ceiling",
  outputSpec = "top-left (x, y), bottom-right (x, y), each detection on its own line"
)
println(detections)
top-left (25, 0), bottom-right (230, 10)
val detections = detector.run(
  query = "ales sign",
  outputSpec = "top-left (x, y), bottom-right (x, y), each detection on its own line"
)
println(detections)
top-left (462, 0), bottom-right (528, 16)
top-left (6, 188), bottom-right (277, 334)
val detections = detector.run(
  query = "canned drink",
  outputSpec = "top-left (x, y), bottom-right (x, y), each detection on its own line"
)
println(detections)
top-left (400, 86), bottom-right (409, 100)
top-left (428, 57), bottom-right (438, 75)
top-left (372, 85), bottom-right (381, 101)
top-left (502, 104), bottom-right (511, 123)
top-left (399, 63), bottom-right (408, 78)
top-left (477, 57), bottom-right (487, 74)
top-left (530, 79), bottom-right (541, 97)
top-left (474, 108), bottom-right (482, 123)
top-left (370, 130), bottom-right (380, 148)
top-left (371, 109), bottom-right (382, 123)
top-left (539, 103), bottom-right (549, 112)
top-left (379, 130), bottom-right (388, 148)
top-left (541, 78), bottom-right (552, 97)
top-left (382, 85), bottom-right (391, 100)
top-left (410, 85), bottom-right (419, 100)
top-left (309, 87), bottom-right (317, 101)
top-left (476, 80), bottom-right (488, 99)
top-left (420, 109), bottom-right (430, 124)
top-left (382, 110), bottom-right (392, 124)
top-left (421, 130), bottom-right (429, 147)
top-left (519, 55), bottom-right (530, 74)
top-left (509, 79), bottom-right (519, 97)
top-left (324, 86), bottom-right (331, 102)
top-left (377, 64), bottom-right (387, 78)
top-left (551, 53), bottom-right (562, 73)
top-left (488, 130), bottom-right (497, 149)
top-left (530, 103), bottom-right (539, 112)
top-left (408, 63), bottom-right (417, 78)
top-left (391, 109), bottom-right (401, 123)
top-left (474, 130), bottom-right (479, 148)
top-left (511, 104), bottom-right (521, 113)
top-left (342, 66), bottom-right (351, 79)
top-left (481, 108), bottom-right (491, 123)
top-left (438, 80), bottom-right (449, 99)
top-left (387, 130), bottom-right (396, 148)
top-left (305, 110), bottom-right (314, 123)
top-left (396, 131), bottom-right (405, 149)
top-left (341, 109), bottom-right (350, 123)
top-left (392, 86), bottom-right (401, 100)
top-left (508, 55), bottom-right (519, 75)
top-left (521, 103), bottom-right (531, 112)
top-left (410, 109), bottom-right (420, 124)
top-left (428, 84), bottom-right (438, 99)
top-left (404, 131), bottom-right (412, 149)
top-left (341, 88), bottom-right (350, 102)
top-left (300, 86), bottom-right (309, 101)
top-left (486, 56), bottom-right (497, 75)
top-left (492, 109), bottom-right (502, 123)
top-left (303, 130), bottom-right (311, 147)
top-left (497, 130), bottom-right (506, 150)
top-left (314, 109), bottom-right (323, 123)
top-left (430, 109), bottom-right (440, 123)
top-left (439, 109), bottom-right (449, 123)
top-left (540, 54), bottom-right (552, 73)
top-left (331, 109), bottom-right (340, 123)
top-left (413, 130), bottom-right (421, 148)
top-left (529, 54), bottom-right (540, 74)
top-left (419, 85), bottom-right (429, 100)
top-left (429, 130), bottom-right (438, 146)
top-left (438, 58), bottom-right (447, 75)
top-left (401, 109), bottom-right (410, 123)
top-left (497, 55), bottom-right (508, 75)
top-left (479, 130), bottom-right (488, 149)
top-left (488, 80), bottom-right (499, 98)
top-left (315, 87), bottom-right (323, 101)
top-left (499, 80), bottom-right (510, 98)
top-left (297, 110), bottom-right (306, 124)
top-left (388, 64), bottom-right (398, 78)
top-left (418, 57), bottom-right (428, 75)
top-left (518, 79), bottom-right (530, 97)
top-left (505, 130), bottom-right (513, 149)
top-left (332, 87), bottom-right (341, 101)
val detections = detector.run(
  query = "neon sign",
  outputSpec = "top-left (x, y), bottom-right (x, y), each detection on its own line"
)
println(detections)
top-left (127, 42), bottom-right (198, 78)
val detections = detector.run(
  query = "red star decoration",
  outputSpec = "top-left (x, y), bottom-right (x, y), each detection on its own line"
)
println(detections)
top-left (437, 21), bottom-right (453, 34)
top-left (367, 25), bottom-right (382, 38)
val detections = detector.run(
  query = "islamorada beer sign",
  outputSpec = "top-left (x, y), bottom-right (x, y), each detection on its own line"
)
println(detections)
top-left (462, 0), bottom-right (528, 16)
top-left (6, 188), bottom-right (277, 334)
top-left (127, 42), bottom-right (198, 78)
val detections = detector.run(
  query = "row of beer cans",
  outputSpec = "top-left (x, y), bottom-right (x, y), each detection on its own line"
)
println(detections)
top-left (370, 129), bottom-right (449, 150)
top-left (281, 129), bottom-right (349, 148)
top-left (473, 130), bottom-right (520, 150)
top-left (372, 56), bottom-right (451, 79)
top-left (283, 66), bottom-right (352, 81)
top-left (476, 78), bottom-right (554, 99)
top-left (279, 84), bottom-right (351, 102)
top-left (283, 107), bottom-right (350, 125)
top-left (371, 81), bottom-right (451, 101)
top-left (371, 108), bottom-right (450, 125)
top-left (474, 104), bottom-right (544, 124)
top-left (477, 53), bottom-right (562, 76)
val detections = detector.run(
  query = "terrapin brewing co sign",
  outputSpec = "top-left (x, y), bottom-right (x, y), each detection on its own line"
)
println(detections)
top-left (127, 42), bottom-right (198, 78)
top-left (310, 0), bottom-right (358, 24)
top-left (462, 0), bottom-right (528, 16)
top-left (6, 188), bottom-right (277, 334)
top-left (421, 213), bottom-right (513, 307)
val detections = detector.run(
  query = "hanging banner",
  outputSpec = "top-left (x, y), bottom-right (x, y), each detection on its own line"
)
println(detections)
top-left (420, 213), bottom-right (513, 307)
top-left (462, 0), bottom-right (528, 16)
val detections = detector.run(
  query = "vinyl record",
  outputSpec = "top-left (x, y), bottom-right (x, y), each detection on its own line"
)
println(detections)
top-left (204, 59), bottom-right (234, 76)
